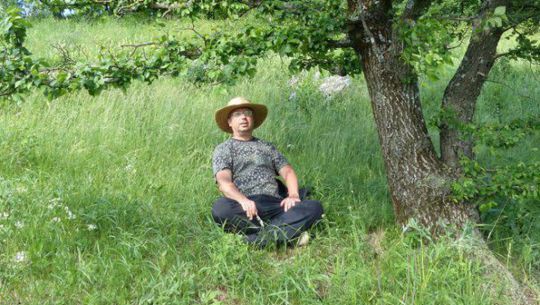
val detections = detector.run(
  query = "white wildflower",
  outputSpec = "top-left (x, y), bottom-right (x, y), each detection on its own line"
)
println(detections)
top-left (288, 75), bottom-right (301, 87)
top-left (15, 221), bottom-right (24, 229)
top-left (87, 224), bottom-right (97, 231)
top-left (48, 198), bottom-right (62, 209)
top-left (16, 186), bottom-right (27, 193)
top-left (65, 208), bottom-right (76, 220)
top-left (319, 75), bottom-right (352, 97)
top-left (51, 217), bottom-right (61, 223)
top-left (289, 91), bottom-right (297, 100)
top-left (0, 212), bottom-right (9, 220)
top-left (14, 251), bottom-right (27, 263)
top-left (125, 163), bottom-right (136, 174)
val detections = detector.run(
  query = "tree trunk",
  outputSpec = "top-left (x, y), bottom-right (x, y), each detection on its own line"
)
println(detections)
top-left (346, 9), bottom-right (477, 232)
top-left (439, 0), bottom-right (507, 170)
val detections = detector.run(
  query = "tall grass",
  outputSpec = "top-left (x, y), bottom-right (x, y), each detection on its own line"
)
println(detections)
top-left (0, 17), bottom-right (538, 304)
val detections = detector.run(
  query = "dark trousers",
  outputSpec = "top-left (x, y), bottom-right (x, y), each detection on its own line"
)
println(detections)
top-left (212, 194), bottom-right (323, 247)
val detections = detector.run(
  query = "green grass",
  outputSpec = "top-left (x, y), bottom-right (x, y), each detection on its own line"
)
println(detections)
top-left (0, 17), bottom-right (538, 304)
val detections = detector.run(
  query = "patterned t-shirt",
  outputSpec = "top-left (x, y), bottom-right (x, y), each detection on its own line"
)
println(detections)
top-left (212, 137), bottom-right (289, 198)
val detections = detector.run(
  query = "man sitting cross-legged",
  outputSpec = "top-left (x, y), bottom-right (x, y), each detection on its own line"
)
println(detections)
top-left (211, 97), bottom-right (323, 247)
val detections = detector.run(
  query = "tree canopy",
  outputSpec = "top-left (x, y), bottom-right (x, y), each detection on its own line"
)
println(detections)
top-left (2, 1), bottom-right (539, 99)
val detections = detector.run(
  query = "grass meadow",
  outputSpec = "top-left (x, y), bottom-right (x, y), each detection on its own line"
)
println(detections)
top-left (0, 16), bottom-right (539, 304)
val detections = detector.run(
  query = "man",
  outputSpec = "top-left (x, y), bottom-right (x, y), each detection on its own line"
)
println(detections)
top-left (211, 96), bottom-right (323, 247)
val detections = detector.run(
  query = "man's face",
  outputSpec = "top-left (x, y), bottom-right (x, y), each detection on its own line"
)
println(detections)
top-left (228, 107), bottom-right (255, 134)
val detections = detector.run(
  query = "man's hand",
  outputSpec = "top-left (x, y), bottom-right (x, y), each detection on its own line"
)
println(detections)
top-left (216, 170), bottom-right (258, 220)
top-left (278, 166), bottom-right (301, 212)
top-left (280, 195), bottom-right (301, 212)
top-left (238, 198), bottom-right (258, 220)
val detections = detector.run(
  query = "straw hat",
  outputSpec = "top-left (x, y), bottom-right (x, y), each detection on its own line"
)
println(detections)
top-left (215, 97), bottom-right (268, 133)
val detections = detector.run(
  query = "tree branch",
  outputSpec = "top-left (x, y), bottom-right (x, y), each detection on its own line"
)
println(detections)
top-left (327, 38), bottom-right (353, 49)
top-left (121, 42), bottom-right (158, 57)
top-left (121, 42), bottom-right (157, 48)
top-left (348, 2), bottom-right (385, 63)
top-left (445, 32), bottom-right (469, 51)
top-left (121, 39), bottom-right (202, 59)
top-left (439, 0), bottom-right (510, 169)
top-left (180, 19), bottom-right (208, 47)
top-left (494, 52), bottom-right (511, 60)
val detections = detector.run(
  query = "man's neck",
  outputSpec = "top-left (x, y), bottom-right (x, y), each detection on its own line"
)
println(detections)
top-left (232, 132), bottom-right (254, 141)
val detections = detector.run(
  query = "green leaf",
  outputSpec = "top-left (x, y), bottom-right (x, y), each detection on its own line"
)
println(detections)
top-left (492, 17), bottom-right (503, 28)
top-left (493, 6), bottom-right (506, 16)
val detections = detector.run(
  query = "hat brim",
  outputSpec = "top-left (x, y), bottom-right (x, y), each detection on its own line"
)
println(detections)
top-left (215, 103), bottom-right (268, 133)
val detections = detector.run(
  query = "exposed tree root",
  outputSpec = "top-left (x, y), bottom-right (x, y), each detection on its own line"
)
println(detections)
top-left (471, 238), bottom-right (538, 305)
top-left (365, 228), bottom-right (538, 304)
top-left (445, 229), bottom-right (538, 305)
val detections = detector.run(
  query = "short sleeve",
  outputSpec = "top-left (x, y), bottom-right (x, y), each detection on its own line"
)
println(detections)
top-left (270, 143), bottom-right (289, 173)
top-left (212, 142), bottom-right (232, 176)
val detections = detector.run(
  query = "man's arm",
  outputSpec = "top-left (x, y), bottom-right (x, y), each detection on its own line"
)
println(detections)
top-left (278, 165), bottom-right (301, 212)
top-left (215, 169), bottom-right (258, 220)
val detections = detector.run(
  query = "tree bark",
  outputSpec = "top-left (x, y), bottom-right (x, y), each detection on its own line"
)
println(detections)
top-left (439, 0), bottom-right (507, 170)
top-left (346, 2), bottom-right (477, 232)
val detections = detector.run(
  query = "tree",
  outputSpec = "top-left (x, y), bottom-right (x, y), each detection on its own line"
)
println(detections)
top-left (2, 0), bottom-right (539, 302)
